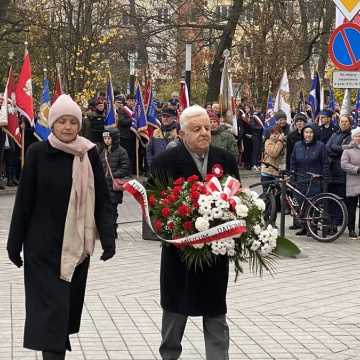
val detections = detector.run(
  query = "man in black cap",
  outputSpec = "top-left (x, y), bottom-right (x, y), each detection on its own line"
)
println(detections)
top-left (147, 107), bottom-right (178, 166)
top-left (318, 109), bottom-right (338, 144)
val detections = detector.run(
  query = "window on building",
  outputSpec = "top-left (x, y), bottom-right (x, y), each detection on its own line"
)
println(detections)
top-left (216, 5), bottom-right (231, 21)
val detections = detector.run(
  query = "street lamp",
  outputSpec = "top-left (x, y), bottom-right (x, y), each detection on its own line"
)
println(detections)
top-left (185, 43), bottom-right (192, 101)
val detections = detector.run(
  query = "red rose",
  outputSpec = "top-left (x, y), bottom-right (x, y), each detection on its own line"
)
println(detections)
top-left (149, 194), bottom-right (156, 207)
top-left (220, 193), bottom-right (228, 201)
top-left (161, 207), bottom-right (171, 218)
top-left (168, 193), bottom-right (178, 203)
top-left (154, 219), bottom-right (163, 232)
top-left (187, 175), bottom-right (199, 183)
top-left (173, 186), bottom-right (182, 195)
top-left (229, 198), bottom-right (237, 210)
top-left (182, 220), bottom-right (193, 231)
top-left (177, 204), bottom-right (191, 217)
top-left (212, 164), bottom-right (224, 178)
top-left (167, 222), bottom-right (175, 231)
top-left (191, 191), bottom-right (200, 202)
top-left (160, 190), bottom-right (168, 198)
top-left (174, 177), bottom-right (185, 186)
top-left (161, 198), bottom-right (170, 206)
top-left (205, 174), bottom-right (214, 182)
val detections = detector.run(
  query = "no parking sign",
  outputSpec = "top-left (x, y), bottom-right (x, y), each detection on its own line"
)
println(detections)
top-left (328, 22), bottom-right (360, 70)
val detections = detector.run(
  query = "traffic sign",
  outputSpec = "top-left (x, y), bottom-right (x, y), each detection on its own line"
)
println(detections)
top-left (333, 70), bottom-right (360, 88)
top-left (328, 22), bottom-right (360, 70)
top-left (333, 0), bottom-right (360, 21)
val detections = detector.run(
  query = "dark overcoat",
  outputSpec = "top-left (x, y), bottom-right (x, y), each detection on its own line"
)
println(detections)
top-left (150, 142), bottom-right (240, 316)
top-left (7, 141), bottom-right (115, 352)
top-left (326, 129), bottom-right (352, 184)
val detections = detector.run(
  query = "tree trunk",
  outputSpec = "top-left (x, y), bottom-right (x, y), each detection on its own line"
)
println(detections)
top-left (206, 0), bottom-right (243, 103)
top-left (317, 0), bottom-right (335, 80)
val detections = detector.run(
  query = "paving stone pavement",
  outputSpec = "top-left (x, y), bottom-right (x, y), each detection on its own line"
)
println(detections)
top-left (1, 177), bottom-right (360, 360)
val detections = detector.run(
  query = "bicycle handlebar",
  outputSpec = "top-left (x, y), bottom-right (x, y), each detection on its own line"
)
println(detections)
top-left (260, 162), bottom-right (322, 180)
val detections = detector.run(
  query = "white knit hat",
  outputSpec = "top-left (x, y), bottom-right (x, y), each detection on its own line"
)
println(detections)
top-left (351, 127), bottom-right (360, 138)
top-left (48, 94), bottom-right (82, 129)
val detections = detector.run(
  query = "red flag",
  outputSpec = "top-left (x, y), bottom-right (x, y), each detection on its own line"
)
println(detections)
top-left (2, 66), bottom-right (21, 147)
top-left (178, 80), bottom-right (189, 121)
top-left (143, 80), bottom-right (152, 111)
top-left (52, 73), bottom-right (63, 104)
top-left (15, 49), bottom-right (34, 126)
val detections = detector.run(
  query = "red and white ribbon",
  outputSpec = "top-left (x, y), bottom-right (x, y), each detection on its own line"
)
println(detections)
top-left (123, 179), bottom-right (247, 248)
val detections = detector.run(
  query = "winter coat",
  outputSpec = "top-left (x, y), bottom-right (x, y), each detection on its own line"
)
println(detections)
top-left (326, 129), bottom-right (352, 184)
top-left (147, 125), bottom-right (178, 166)
top-left (82, 111), bottom-right (106, 146)
top-left (99, 128), bottom-right (131, 204)
top-left (150, 141), bottom-right (239, 317)
top-left (7, 141), bottom-right (115, 352)
top-left (341, 144), bottom-right (360, 197)
top-left (318, 124), bottom-right (338, 144)
top-left (286, 130), bottom-right (302, 170)
top-left (290, 126), bottom-right (329, 195)
top-left (261, 138), bottom-right (285, 176)
top-left (211, 125), bottom-right (238, 159)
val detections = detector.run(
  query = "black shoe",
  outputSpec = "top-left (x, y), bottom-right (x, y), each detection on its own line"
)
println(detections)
top-left (6, 180), bottom-right (16, 187)
top-left (0, 184), bottom-right (5, 190)
top-left (295, 229), bottom-right (307, 236)
top-left (349, 231), bottom-right (357, 239)
top-left (289, 224), bottom-right (300, 230)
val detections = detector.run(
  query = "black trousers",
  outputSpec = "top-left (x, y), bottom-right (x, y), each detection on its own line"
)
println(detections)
top-left (347, 195), bottom-right (360, 232)
top-left (42, 351), bottom-right (65, 360)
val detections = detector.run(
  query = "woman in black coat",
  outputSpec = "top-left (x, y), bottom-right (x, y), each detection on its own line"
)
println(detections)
top-left (99, 128), bottom-right (130, 238)
top-left (7, 95), bottom-right (116, 360)
top-left (290, 124), bottom-right (329, 236)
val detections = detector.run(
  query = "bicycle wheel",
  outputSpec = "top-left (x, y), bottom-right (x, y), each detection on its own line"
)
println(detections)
top-left (304, 193), bottom-right (348, 242)
top-left (259, 192), bottom-right (277, 226)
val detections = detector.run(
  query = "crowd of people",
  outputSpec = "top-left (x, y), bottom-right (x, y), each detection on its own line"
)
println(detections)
top-left (1, 90), bottom-right (360, 240)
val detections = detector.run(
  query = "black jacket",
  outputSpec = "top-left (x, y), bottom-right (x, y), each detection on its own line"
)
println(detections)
top-left (326, 128), bottom-right (352, 184)
top-left (99, 128), bottom-right (130, 204)
top-left (7, 141), bottom-right (115, 352)
top-left (286, 129), bottom-right (302, 170)
top-left (150, 141), bottom-right (239, 316)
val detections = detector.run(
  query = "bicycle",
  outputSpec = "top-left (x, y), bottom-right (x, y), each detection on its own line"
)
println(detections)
top-left (250, 162), bottom-right (348, 242)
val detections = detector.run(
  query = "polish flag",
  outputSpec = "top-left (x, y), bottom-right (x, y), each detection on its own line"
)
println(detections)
top-left (1, 66), bottom-right (21, 147)
top-left (178, 80), bottom-right (189, 120)
top-left (15, 49), bottom-right (34, 126)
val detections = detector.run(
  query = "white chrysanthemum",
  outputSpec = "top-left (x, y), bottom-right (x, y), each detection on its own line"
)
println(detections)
top-left (254, 198), bottom-right (266, 211)
top-left (215, 199), bottom-right (230, 209)
top-left (250, 240), bottom-right (261, 251)
top-left (192, 243), bottom-right (204, 249)
top-left (195, 217), bottom-right (210, 232)
top-left (228, 249), bottom-right (235, 257)
top-left (218, 247), bottom-right (227, 255)
top-left (235, 204), bottom-right (248, 218)
top-left (199, 203), bottom-right (212, 214)
top-left (202, 212), bottom-right (214, 221)
top-left (254, 224), bottom-right (262, 235)
top-left (198, 195), bottom-right (212, 208)
top-left (211, 207), bottom-right (224, 219)
top-left (251, 191), bottom-right (259, 200)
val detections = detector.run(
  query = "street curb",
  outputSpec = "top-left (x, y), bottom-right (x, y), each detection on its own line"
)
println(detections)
top-left (0, 187), bottom-right (17, 196)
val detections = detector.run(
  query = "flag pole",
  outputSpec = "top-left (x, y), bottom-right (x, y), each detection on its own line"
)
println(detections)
top-left (136, 136), bottom-right (139, 179)
top-left (20, 40), bottom-right (29, 168)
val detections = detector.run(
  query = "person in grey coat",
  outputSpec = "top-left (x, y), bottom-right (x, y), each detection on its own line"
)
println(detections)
top-left (7, 95), bottom-right (116, 360)
top-left (100, 128), bottom-right (130, 238)
top-left (341, 127), bottom-right (360, 238)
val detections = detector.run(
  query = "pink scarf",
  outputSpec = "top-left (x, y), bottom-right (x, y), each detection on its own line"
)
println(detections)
top-left (48, 133), bottom-right (96, 281)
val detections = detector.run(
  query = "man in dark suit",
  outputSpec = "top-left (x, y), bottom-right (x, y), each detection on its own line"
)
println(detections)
top-left (150, 105), bottom-right (240, 360)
